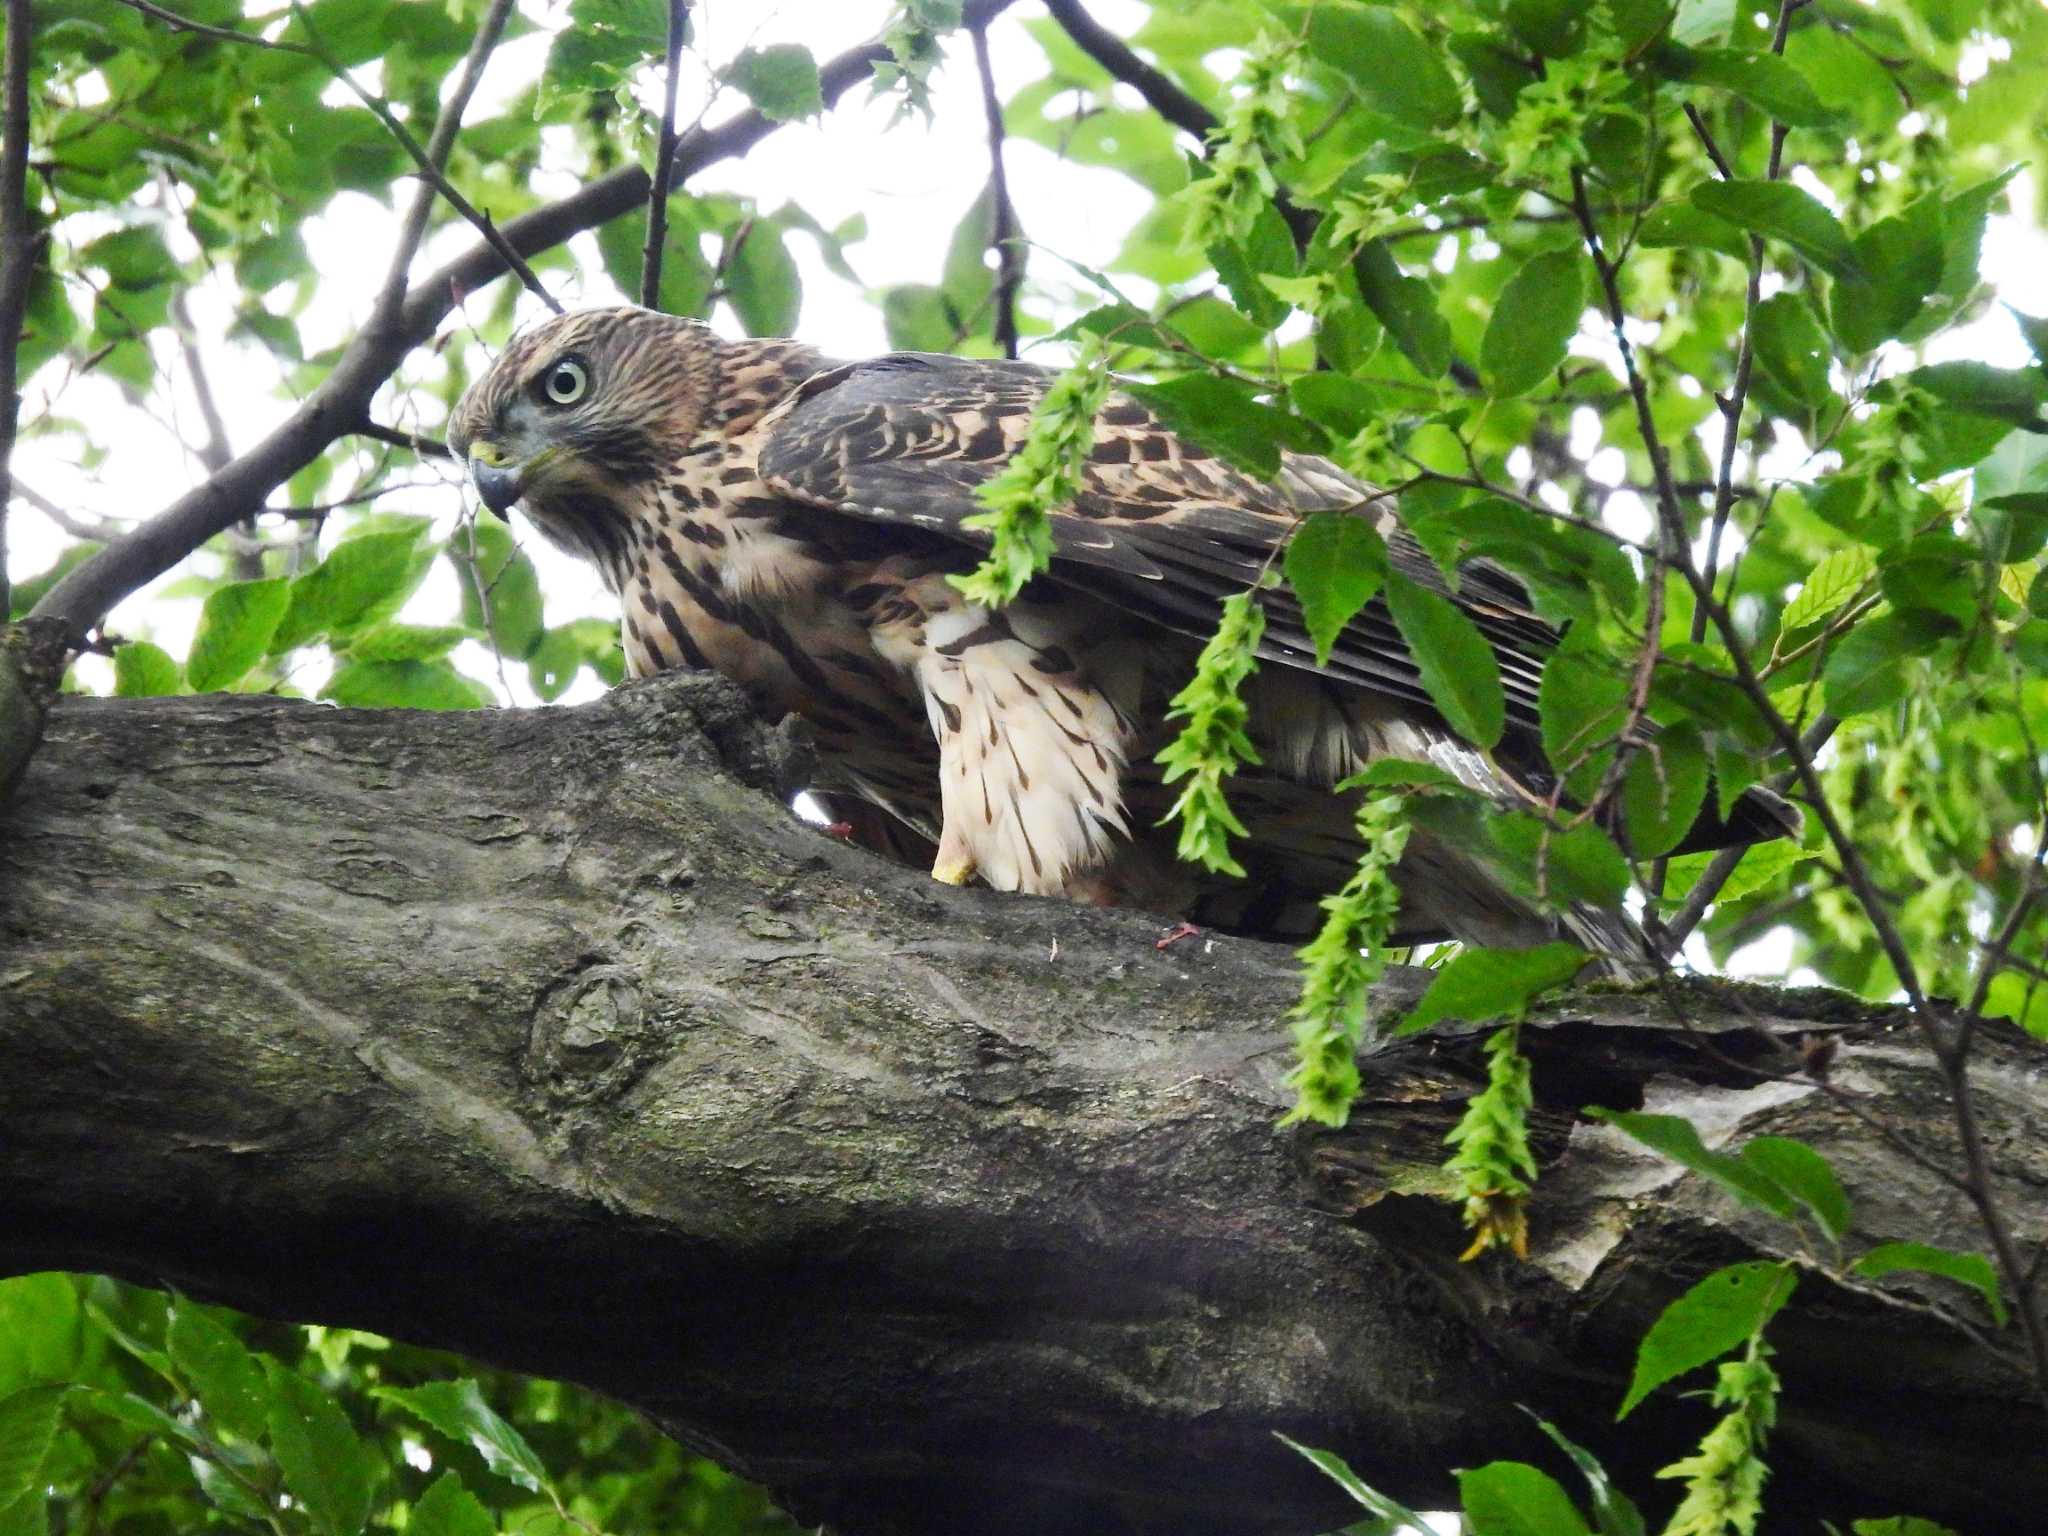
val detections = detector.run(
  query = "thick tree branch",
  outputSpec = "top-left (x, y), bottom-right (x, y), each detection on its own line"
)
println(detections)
top-left (29, 9), bottom-right (1020, 636)
top-left (2, 673), bottom-right (2043, 1535)
top-left (640, 0), bottom-right (691, 311)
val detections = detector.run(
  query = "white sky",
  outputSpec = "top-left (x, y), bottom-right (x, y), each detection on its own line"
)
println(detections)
top-left (9, 0), bottom-right (2046, 988)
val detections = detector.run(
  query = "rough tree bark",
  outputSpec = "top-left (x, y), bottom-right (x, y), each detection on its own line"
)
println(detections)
top-left (0, 672), bottom-right (2041, 1535)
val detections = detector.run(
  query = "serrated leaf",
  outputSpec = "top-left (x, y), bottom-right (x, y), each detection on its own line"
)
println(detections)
top-left (454, 518), bottom-right (546, 659)
top-left (169, 1302), bottom-right (268, 1442)
top-left (1276, 1434), bottom-right (1436, 1533)
top-left (724, 43), bottom-right (822, 121)
top-left (1906, 361), bottom-right (2048, 429)
top-left (1854, 1242), bottom-right (2006, 1326)
top-left (187, 578), bottom-right (291, 692)
top-left (1337, 758), bottom-right (1476, 794)
top-left (1288, 4), bottom-right (1462, 128)
top-left (1493, 815), bottom-right (1630, 908)
top-left (1481, 250), bottom-right (1586, 398)
top-left (1353, 241), bottom-right (1451, 378)
top-left (1458, 1461), bottom-right (1591, 1536)
top-left (321, 660), bottom-right (493, 711)
top-left (266, 1365), bottom-right (375, 1536)
top-left (1831, 211), bottom-right (1945, 353)
top-left (1285, 513), bottom-right (1388, 665)
top-left (1622, 722), bottom-right (1708, 857)
top-left (342, 624), bottom-right (473, 663)
top-left (1124, 375), bottom-right (1319, 479)
top-left (408, 1473), bottom-right (495, 1536)
top-left (113, 640), bottom-right (180, 697)
top-left (1751, 291), bottom-right (1833, 410)
top-left (1780, 546), bottom-right (1875, 632)
top-left (1384, 572), bottom-right (1504, 749)
top-left (1824, 613), bottom-right (1916, 716)
top-left (725, 222), bottom-right (802, 337)
top-left (0, 1276), bottom-right (82, 1394)
top-left (0, 1387), bottom-right (65, 1509)
top-left (1618, 1261), bottom-right (1796, 1418)
top-left (273, 529), bottom-right (433, 654)
top-left (1590, 1111), bottom-right (1798, 1223)
top-left (1738, 1136), bottom-right (1851, 1242)
top-left (1658, 44), bottom-right (1834, 127)
top-left (374, 1380), bottom-right (548, 1494)
top-left (1396, 943), bottom-right (1588, 1035)
top-left (1692, 180), bottom-right (1859, 279)
top-left (1540, 644), bottom-right (1628, 799)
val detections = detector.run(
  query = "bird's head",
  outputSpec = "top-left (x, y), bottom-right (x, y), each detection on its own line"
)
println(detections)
top-left (448, 306), bottom-right (719, 560)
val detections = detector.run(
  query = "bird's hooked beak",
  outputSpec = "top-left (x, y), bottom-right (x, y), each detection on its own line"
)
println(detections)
top-left (464, 442), bottom-right (561, 520)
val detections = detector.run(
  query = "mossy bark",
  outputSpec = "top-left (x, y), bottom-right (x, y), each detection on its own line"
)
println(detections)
top-left (1, 672), bottom-right (2040, 1535)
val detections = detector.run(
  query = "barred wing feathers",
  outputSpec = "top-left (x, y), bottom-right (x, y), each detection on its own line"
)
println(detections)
top-left (756, 352), bottom-right (1554, 739)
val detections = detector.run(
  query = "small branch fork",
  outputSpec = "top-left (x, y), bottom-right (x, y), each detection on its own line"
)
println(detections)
top-left (0, 0), bottom-right (37, 620)
top-left (1564, 0), bottom-right (2048, 1406)
top-left (639, 0), bottom-right (690, 310)
top-left (969, 19), bottom-right (1023, 359)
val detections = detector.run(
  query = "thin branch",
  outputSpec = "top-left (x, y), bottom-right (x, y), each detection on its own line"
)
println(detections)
top-left (280, 0), bottom-right (559, 322)
top-left (970, 20), bottom-right (1023, 359)
top-left (30, 8), bottom-right (1021, 635)
top-left (110, 0), bottom-right (314, 56)
top-left (351, 420), bottom-right (453, 460)
top-left (0, 0), bottom-right (35, 620)
top-left (640, 0), bottom-right (690, 310)
top-left (11, 480), bottom-right (125, 543)
top-left (1039, 0), bottom-right (1318, 250)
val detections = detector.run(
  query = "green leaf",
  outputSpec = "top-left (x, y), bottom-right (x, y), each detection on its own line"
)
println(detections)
top-left (408, 1473), bottom-right (495, 1536)
top-left (273, 528), bottom-right (434, 654)
top-left (1656, 44), bottom-right (1834, 127)
top-left (1492, 815), bottom-right (1631, 908)
top-left (375, 1380), bottom-right (548, 1493)
top-left (1638, 200), bottom-right (1750, 262)
top-left (1589, 1111), bottom-right (1798, 1223)
top-left (1854, 1242), bottom-right (2007, 1326)
top-left (1289, 3), bottom-right (1462, 128)
top-left (597, 201), bottom-right (713, 316)
top-left (1276, 1434), bottom-right (1436, 1533)
top-left (1824, 613), bottom-right (1917, 716)
top-left (723, 43), bottom-right (822, 121)
top-left (0, 1387), bottom-right (65, 1510)
top-left (724, 222), bottom-right (802, 337)
top-left (1662, 840), bottom-right (1815, 908)
top-left (1337, 758), bottom-right (1476, 794)
top-left (1524, 1415), bottom-right (1647, 1536)
top-left (1481, 250), bottom-right (1586, 399)
top-left (1750, 292), bottom-right (1833, 410)
top-left (1505, 0), bottom-right (1588, 57)
top-left (1353, 241), bottom-right (1451, 379)
top-left (1691, 180), bottom-right (1859, 279)
top-left (112, 640), bottom-right (181, 697)
top-left (1285, 513), bottom-right (1388, 666)
top-left (454, 517), bottom-right (546, 659)
top-left (265, 1364), bottom-right (376, 1536)
top-left (321, 660), bottom-right (493, 711)
top-left (168, 1302), bottom-right (269, 1442)
top-left (1384, 572), bottom-right (1504, 749)
top-left (1831, 211), bottom-right (1945, 353)
top-left (1621, 722), bottom-right (1708, 857)
top-left (0, 1277), bottom-right (82, 1393)
top-left (1780, 546), bottom-right (1875, 632)
top-left (1975, 493), bottom-right (2048, 565)
top-left (1396, 943), bottom-right (1586, 1036)
top-left (1458, 1461), bottom-right (1591, 1536)
top-left (1124, 375), bottom-right (1317, 479)
top-left (1738, 1136), bottom-right (1851, 1242)
top-left (1906, 361), bottom-right (2048, 429)
top-left (186, 578), bottom-right (291, 692)
top-left (1539, 643), bottom-right (1628, 799)
top-left (342, 624), bottom-right (473, 662)
top-left (1618, 1261), bottom-right (1796, 1418)
top-left (1850, 1522), bottom-right (1963, 1536)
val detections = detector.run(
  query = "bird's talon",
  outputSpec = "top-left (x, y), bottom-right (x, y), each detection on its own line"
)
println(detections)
top-left (1155, 921), bottom-right (1201, 950)
top-left (932, 856), bottom-right (977, 886)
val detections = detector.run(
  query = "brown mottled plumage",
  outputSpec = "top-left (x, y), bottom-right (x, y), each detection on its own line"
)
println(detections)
top-left (448, 307), bottom-right (1791, 959)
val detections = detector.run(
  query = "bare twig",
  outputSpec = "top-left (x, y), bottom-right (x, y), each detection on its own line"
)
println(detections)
top-left (10, 480), bottom-right (125, 543)
top-left (31, 7), bottom-right (1021, 635)
top-left (0, 0), bottom-right (35, 619)
top-left (1039, 0), bottom-right (1317, 250)
top-left (111, 0), bottom-right (314, 55)
top-left (282, 0), bottom-right (560, 321)
top-left (640, 0), bottom-right (690, 310)
top-left (352, 420), bottom-right (454, 460)
top-left (969, 20), bottom-right (1023, 359)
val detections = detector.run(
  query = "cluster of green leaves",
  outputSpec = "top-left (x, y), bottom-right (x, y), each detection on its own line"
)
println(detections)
top-left (0, 1273), bottom-right (797, 1536)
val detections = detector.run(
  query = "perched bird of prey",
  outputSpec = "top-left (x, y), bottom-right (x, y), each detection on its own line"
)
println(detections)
top-left (449, 307), bottom-right (1790, 959)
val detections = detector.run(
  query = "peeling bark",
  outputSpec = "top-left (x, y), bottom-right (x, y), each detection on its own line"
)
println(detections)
top-left (0, 673), bottom-right (2041, 1535)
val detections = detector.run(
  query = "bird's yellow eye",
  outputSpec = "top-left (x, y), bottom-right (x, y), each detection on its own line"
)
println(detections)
top-left (542, 358), bottom-right (588, 405)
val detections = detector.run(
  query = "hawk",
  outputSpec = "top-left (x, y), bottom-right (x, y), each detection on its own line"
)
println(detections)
top-left (449, 307), bottom-right (1790, 960)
